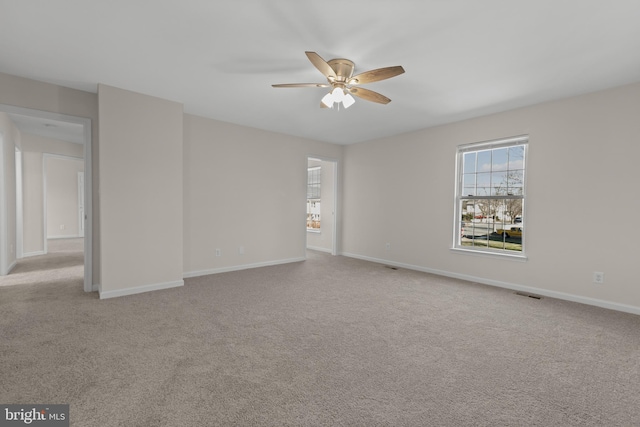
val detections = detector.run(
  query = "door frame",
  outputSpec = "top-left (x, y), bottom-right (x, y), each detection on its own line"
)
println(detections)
top-left (78, 171), bottom-right (84, 238)
top-left (15, 146), bottom-right (23, 259)
top-left (0, 132), bottom-right (6, 275)
top-left (0, 104), bottom-right (93, 292)
top-left (306, 155), bottom-right (339, 256)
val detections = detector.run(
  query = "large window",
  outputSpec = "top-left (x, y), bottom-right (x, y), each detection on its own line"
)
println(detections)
top-left (307, 166), bottom-right (321, 230)
top-left (454, 136), bottom-right (527, 256)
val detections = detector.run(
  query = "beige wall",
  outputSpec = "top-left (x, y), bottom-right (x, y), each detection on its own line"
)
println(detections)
top-left (4, 71), bottom-right (639, 313)
top-left (0, 112), bottom-right (18, 272)
top-left (0, 72), bottom-right (99, 283)
top-left (1, 72), bottom-right (344, 295)
top-left (98, 84), bottom-right (184, 297)
top-left (46, 156), bottom-right (84, 238)
top-left (342, 82), bottom-right (640, 312)
top-left (22, 151), bottom-right (43, 255)
top-left (307, 159), bottom-right (336, 253)
top-left (183, 114), bottom-right (343, 276)
top-left (20, 135), bottom-right (85, 253)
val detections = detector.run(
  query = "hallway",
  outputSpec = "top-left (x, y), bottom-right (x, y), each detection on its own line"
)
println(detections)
top-left (0, 238), bottom-right (83, 288)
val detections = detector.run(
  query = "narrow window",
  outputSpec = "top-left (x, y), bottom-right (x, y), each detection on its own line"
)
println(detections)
top-left (307, 166), bottom-right (321, 230)
top-left (454, 136), bottom-right (527, 256)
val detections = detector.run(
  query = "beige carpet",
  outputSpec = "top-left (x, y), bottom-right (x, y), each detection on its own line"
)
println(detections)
top-left (0, 238), bottom-right (84, 287)
top-left (1, 250), bottom-right (639, 426)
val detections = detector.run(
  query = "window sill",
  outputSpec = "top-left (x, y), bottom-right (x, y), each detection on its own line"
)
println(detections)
top-left (307, 229), bottom-right (321, 234)
top-left (450, 247), bottom-right (528, 261)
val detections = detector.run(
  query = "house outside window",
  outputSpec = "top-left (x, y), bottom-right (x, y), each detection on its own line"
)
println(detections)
top-left (454, 136), bottom-right (528, 256)
top-left (307, 166), bottom-right (321, 230)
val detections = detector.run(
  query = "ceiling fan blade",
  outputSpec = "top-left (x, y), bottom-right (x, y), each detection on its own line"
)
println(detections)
top-left (350, 66), bottom-right (405, 85)
top-left (305, 51), bottom-right (337, 81)
top-left (272, 83), bottom-right (330, 88)
top-left (348, 87), bottom-right (392, 104)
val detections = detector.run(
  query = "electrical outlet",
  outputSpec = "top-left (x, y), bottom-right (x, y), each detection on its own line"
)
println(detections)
top-left (593, 272), bottom-right (604, 284)
top-left (385, 243), bottom-right (391, 251)
top-left (215, 249), bottom-right (221, 257)
top-left (59, 224), bottom-right (65, 230)
top-left (239, 246), bottom-right (244, 255)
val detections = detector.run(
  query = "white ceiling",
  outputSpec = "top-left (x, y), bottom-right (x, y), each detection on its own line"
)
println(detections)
top-left (1, 0), bottom-right (639, 145)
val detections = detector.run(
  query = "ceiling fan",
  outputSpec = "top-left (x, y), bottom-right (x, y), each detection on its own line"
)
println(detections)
top-left (272, 51), bottom-right (405, 109)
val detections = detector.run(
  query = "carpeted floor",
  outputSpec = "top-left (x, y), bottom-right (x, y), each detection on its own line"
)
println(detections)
top-left (1, 250), bottom-right (639, 426)
top-left (0, 238), bottom-right (84, 287)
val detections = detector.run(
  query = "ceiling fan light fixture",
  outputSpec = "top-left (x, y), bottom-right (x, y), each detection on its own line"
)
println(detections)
top-left (321, 92), bottom-right (334, 108)
top-left (342, 93), bottom-right (355, 109)
top-left (332, 87), bottom-right (345, 103)
top-left (321, 87), bottom-right (355, 109)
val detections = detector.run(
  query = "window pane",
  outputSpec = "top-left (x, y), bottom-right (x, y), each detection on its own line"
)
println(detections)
top-left (503, 198), bottom-right (523, 224)
top-left (476, 172), bottom-right (491, 196)
top-left (470, 202), bottom-right (481, 221)
top-left (492, 147), bottom-right (509, 171)
top-left (463, 152), bottom-right (477, 173)
top-left (477, 150), bottom-right (492, 172)
top-left (490, 199), bottom-right (503, 223)
top-left (463, 174), bottom-right (475, 196)
top-left (463, 173), bottom-right (475, 188)
top-left (491, 171), bottom-right (507, 195)
top-left (506, 170), bottom-right (524, 195)
top-left (508, 184), bottom-right (523, 196)
top-left (461, 201), bottom-right (489, 249)
top-left (508, 146), bottom-right (525, 169)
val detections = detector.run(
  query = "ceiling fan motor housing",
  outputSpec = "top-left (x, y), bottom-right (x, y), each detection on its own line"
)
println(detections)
top-left (327, 59), bottom-right (355, 83)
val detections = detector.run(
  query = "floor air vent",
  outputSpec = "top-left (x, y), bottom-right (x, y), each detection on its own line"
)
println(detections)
top-left (515, 291), bottom-right (542, 300)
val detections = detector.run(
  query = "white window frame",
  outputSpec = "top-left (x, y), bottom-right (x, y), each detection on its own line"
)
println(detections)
top-left (452, 135), bottom-right (528, 259)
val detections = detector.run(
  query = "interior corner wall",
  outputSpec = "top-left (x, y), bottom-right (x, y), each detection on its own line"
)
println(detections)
top-left (98, 84), bottom-right (183, 298)
top-left (0, 72), bottom-right (100, 284)
top-left (342, 81), bottom-right (640, 312)
top-left (183, 114), bottom-right (343, 277)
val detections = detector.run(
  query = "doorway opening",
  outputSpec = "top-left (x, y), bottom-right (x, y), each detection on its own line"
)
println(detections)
top-left (0, 104), bottom-right (92, 292)
top-left (306, 156), bottom-right (338, 256)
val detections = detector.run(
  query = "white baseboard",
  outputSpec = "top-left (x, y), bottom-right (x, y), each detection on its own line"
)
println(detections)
top-left (183, 257), bottom-right (306, 279)
top-left (99, 279), bottom-right (184, 300)
top-left (7, 260), bottom-right (17, 274)
top-left (341, 252), bottom-right (640, 316)
top-left (306, 245), bottom-right (332, 254)
top-left (22, 251), bottom-right (45, 258)
top-left (47, 235), bottom-right (83, 240)
top-left (92, 283), bottom-right (100, 292)
top-left (0, 260), bottom-right (17, 276)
